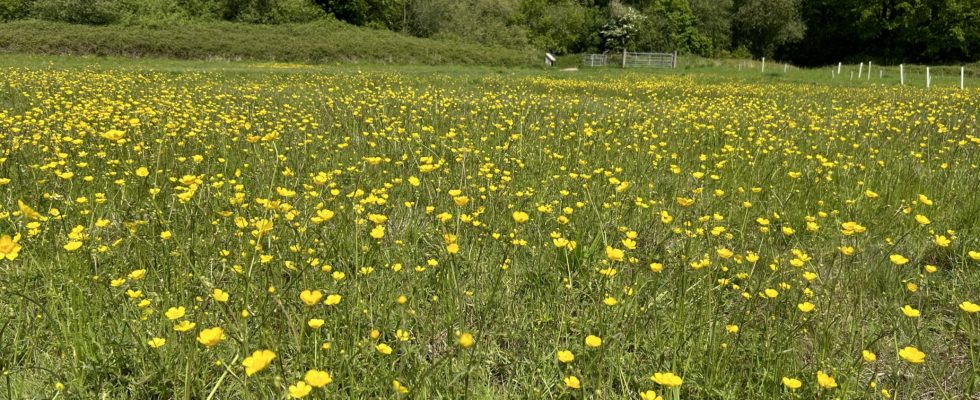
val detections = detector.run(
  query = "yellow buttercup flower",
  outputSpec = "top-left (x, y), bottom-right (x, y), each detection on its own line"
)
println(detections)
top-left (605, 246), bottom-right (625, 262)
top-left (914, 214), bottom-right (930, 225)
top-left (639, 390), bottom-right (663, 400)
top-left (324, 294), bottom-right (342, 305)
top-left (585, 335), bottom-right (602, 348)
top-left (147, 337), bottom-right (166, 348)
top-left (816, 371), bottom-right (837, 389)
top-left (960, 301), bottom-right (980, 313)
top-left (563, 375), bottom-right (581, 389)
top-left (458, 332), bottom-right (474, 348)
top-left (173, 320), bottom-right (196, 332)
top-left (165, 306), bottom-right (186, 320)
top-left (212, 288), bottom-right (230, 303)
top-left (651, 372), bottom-right (683, 387)
top-left (307, 318), bottom-right (325, 329)
top-left (0, 234), bottom-right (23, 261)
top-left (782, 377), bottom-right (802, 390)
top-left (288, 381), bottom-right (312, 398)
top-left (900, 305), bottom-right (920, 318)
top-left (556, 350), bottom-right (574, 363)
top-left (898, 346), bottom-right (925, 364)
top-left (392, 380), bottom-right (409, 394)
top-left (242, 349), bottom-right (276, 376)
top-left (196, 327), bottom-right (225, 347)
top-left (889, 254), bottom-right (909, 266)
top-left (304, 369), bottom-right (332, 388)
top-left (300, 290), bottom-right (322, 306)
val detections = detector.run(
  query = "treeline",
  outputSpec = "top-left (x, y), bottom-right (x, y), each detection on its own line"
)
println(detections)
top-left (1, 0), bottom-right (977, 66)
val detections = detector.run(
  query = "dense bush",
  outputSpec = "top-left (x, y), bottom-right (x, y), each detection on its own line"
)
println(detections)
top-left (0, 0), bottom-right (977, 65)
top-left (0, 19), bottom-right (535, 66)
top-left (30, 0), bottom-right (122, 25)
top-left (0, 0), bottom-right (26, 21)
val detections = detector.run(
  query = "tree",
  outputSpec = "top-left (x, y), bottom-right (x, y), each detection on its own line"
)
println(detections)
top-left (732, 0), bottom-right (804, 58)
top-left (600, 1), bottom-right (645, 50)
top-left (521, 0), bottom-right (603, 54)
top-left (689, 0), bottom-right (732, 56)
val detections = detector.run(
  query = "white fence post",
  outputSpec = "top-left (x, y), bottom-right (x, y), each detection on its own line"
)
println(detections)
top-left (900, 64), bottom-right (904, 85)
top-left (761, 57), bottom-right (765, 73)
top-left (961, 67), bottom-right (965, 90)
top-left (838, 62), bottom-right (842, 75)
top-left (858, 62), bottom-right (863, 79)
top-left (672, 51), bottom-right (677, 68)
top-left (867, 61), bottom-right (872, 80)
top-left (926, 67), bottom-right (931, 88)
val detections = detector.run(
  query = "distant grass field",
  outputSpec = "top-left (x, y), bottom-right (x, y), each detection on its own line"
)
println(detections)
top-left (0, 20), bottom-right (536, 66)
top-left (0, 55), bottom-right (978, 399)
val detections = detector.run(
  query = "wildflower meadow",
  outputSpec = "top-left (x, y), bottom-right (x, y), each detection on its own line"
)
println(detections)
top-left (0, 58), bottom-right (978, 399)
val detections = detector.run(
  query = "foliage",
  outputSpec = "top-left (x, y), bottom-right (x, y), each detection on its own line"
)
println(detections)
top-left (29, 0), bottom-right (123, 24)
top-left (732, 0), bottom-right (805, 58)
top-left (1, 0), bottom-right (979, 66)
top-left (0, 0), bottom-right (26, 21)
top-left (600, 1), bottom-right (646, 50)
top-left (0, 19), bottom-right (534, 66)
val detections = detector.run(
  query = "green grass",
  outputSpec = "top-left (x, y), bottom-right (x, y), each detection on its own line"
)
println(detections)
top-left (0, 55), bottom-right (978, 399)
top-left (0, 19), bottom-right (536, 66)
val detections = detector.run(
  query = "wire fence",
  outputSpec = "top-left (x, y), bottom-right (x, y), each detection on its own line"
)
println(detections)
top-left (732, 58), bottom-right (976, 89)
top-left (578, 53), bottom-right (974, 89)
top-left (582, 51), bottom-right (677, 69)
top-left (582, 54), bottom-right (608, 67)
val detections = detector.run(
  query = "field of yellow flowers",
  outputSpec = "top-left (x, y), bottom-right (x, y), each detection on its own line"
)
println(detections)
top-left (0, 58), bottom-right (979, 399)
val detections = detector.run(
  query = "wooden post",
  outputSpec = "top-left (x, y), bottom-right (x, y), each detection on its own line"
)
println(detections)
top-left (858, 62), bottom-right (863, 79)
top-left (926, 67), bottom-right (931, 88)
top-left (867, 61), bottom-right (872, 80)
top-left (900, 64), bottom-right (904, 85)
top-left (672, 51), bottom-right (677, 68)
top-left (879, 70), bottom-right (882, 79)
top-left (850, 71), bottom-right (854, 80)
top-left (838, 62), bottom-right (842, 75)
top-left (961, 67), bottom-right (965, 90)
top-left (623, 48), bottom-right (627, 68)
top-left (761, 57), bottom-right (765, 73)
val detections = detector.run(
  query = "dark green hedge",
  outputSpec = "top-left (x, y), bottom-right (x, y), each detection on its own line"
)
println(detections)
top-left (0, 19), bottom-right (536, 66)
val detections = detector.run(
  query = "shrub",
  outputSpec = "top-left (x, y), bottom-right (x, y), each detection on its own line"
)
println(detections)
top-left (30, 0), bottom-right (121, 25)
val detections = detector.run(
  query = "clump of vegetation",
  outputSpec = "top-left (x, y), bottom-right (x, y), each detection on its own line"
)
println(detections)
top-left (0, 19), bottom-right (534, 65)
top-left (3, 0), bottom-right (979, 65)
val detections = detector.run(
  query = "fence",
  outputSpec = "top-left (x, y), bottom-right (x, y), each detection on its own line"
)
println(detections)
top-left (582, 51), bottom-right (677, 68)
top-left (582, 54), bottom-right (608, 67)
top-left (624, 52), bottom-right (677, 68)
top-left (730, 59), bottom-right (973, 89)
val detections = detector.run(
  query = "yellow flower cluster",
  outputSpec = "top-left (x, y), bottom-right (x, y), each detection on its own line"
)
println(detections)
top-left (0, 62), bottom-right (977, 398)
